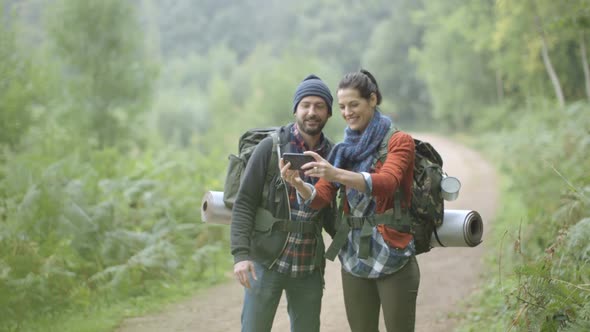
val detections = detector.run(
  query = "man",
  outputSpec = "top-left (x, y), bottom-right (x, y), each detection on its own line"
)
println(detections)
top-left (231, 74), bottom-right (337, 332)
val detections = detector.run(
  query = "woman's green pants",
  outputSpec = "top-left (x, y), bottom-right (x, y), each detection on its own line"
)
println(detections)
top-left (341, 255), bottom-right (420, 332)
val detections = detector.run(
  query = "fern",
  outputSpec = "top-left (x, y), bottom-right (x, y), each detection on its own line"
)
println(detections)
top-left (0, 142), bottom-right (230, 328)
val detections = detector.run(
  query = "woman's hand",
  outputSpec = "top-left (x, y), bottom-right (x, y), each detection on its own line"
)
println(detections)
top-left (300, 151), bottom-right (367, 193)
top-left (300, 151), bottom-right (338, 182)
top-left (279, 152), bottom-right (332, 200)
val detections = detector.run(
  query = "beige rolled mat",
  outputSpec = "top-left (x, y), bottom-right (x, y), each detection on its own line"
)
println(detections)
top-left (431, 210), bottom-right (483, 248)
top-left (201, 191), bottom-right (232, 225)
top-left (201, 191), bottom-right (484, 248)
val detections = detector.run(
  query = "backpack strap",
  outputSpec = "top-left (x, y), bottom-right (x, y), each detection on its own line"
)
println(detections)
top-left (261, 130), bottom-right (284, 207)
top-left (325, 209), bottom-right (413, 260)
top-left (258, 130), bottom-right (281, 231)
top-left (259, 129), bottom-right (322, 235)
top-left (274, 220), bottom-right (320, 233)
top-left (325, 189), bottom-right (346, 260)
top-left (264, 131), bottom-right (281, 184)
top-left (376, 124), bottom-right (398, 164)
top-left (325, 125), bottom-right (401, 261)
top-left (254, 208), bottom-right (319, 232)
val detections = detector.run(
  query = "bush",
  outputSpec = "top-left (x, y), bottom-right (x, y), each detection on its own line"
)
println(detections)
top-left (0, 140), bottom-right (230, 330)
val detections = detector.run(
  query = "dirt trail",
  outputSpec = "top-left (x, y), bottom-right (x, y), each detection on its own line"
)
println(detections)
top-left (115, 134), bottom-right (499, 332)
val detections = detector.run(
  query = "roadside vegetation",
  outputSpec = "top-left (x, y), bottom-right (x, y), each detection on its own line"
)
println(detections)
top-left (457, 101), bottom-right (590, 331)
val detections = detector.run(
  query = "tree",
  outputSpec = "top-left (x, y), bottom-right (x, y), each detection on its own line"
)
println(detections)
top-left (532, 2), bottom-right (566, 107)
top-left (581, 30), bottom-right (590, 101)
top-left (363, 0), bottom-right (431, 126)
top-left (491, 0), bottom-right (590, 106)
top-left (539, 0), bottom-right (590, 102)
top-left (412, 0), bottom-right (497, 130)
top-left (48, 0), bottom-right (157, 147)
top-left (0, 4), bottom-right (36, 148)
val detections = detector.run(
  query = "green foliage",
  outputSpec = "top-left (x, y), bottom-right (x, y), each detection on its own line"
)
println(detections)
top-left (458, 102), bottom-right (590, 330)
top-left (0, 9), bottom-right (36, 148)
top-left (152, 45), bottom-right (346, 149)
top-left (150, 44), bottom-right (239, 147)
top-left (412, 0), bottom-right (497, 130)
top-left (288, 0), bottom-right (392, 71)
top-left (153, 89), bottom-right (209, 148)
top-left (4, 0), bottom-right (590, 330)
top-left (159, 44), bottom-right (238, 91)
top-left (236, 50), bottom-right (341, 130)
top-left (0, 138), bottom-right (230, 329)
top-left (47, 0), bottom-right (157, 147)
top-left (492, 0), bottom-right (590, 103)
top-left (196, 48), bottom-right (345, 153)
top-left (151, 0), bottom-right (392, 71)
top-left (154, 0), bottom-right (287, 59)
top-left (363, 0), bottom-right (431, 126)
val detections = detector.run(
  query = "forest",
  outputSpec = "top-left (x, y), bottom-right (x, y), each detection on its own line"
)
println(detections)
top-left (1, 0), bottom-right (589, 331)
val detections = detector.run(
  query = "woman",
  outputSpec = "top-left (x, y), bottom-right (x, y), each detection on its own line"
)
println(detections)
top-left (280, 69), bottom-right (419, 332)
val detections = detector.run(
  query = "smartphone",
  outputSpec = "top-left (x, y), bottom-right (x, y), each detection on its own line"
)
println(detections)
top-left (282, 153), bottom-right (315, 170)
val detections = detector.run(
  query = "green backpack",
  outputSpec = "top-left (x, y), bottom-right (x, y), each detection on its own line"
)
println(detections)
top-left (222, 127), bottom-right (283, 209)
top-left (408, 137), bottom-right (445, 254)
top-left (376, 127), bottom-right (445, 255)
top-left (223, 127), bottom-right (337, 241)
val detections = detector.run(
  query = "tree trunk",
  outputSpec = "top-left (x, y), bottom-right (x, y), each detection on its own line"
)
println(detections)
top-left (535, 16), bottom-right (565, 107)
top-left (496, 69), bottom-right (504, 102)
top-left (580, 31), bottom-right (590, 102)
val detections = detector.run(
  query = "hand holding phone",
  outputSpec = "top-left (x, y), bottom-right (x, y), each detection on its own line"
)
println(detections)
top-left (282, 153), bottom-right (315, 170)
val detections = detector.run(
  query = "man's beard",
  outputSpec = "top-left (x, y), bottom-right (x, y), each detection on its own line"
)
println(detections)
top-left (297, 117), bottom-right (326, 136)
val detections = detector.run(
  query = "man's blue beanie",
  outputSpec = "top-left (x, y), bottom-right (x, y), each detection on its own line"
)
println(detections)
top-left (292, 74), bottom-right (333, 115)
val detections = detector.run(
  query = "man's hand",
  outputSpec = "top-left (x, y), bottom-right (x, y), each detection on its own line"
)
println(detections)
top-left (279, 158), bottom-right (304, 187)
top-left (234, 260), bottom-right (257, 288)
top-left (280, 158), bottom-right (313, 200)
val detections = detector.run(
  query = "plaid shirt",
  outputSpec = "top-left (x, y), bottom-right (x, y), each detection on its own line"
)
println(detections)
top-left (338, 168), bottom-right (415, 279)
top-left (273, 124), bottom-right (330, 277)
top-left (305, 129), bottom-right (416, 278)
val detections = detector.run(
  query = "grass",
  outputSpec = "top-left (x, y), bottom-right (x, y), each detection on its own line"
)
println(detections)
top-left (15, 253), bottom-right (233, 332)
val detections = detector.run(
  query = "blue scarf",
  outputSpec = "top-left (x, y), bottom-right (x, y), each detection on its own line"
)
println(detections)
top-left (327, 110), bottom-right (392, 214)
top-left (328, 109), bottom-right (392, 174)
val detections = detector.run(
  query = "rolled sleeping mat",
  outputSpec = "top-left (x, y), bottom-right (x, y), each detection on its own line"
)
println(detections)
top-left (201, 191), bottom-right (484, 248)
top-left (201, 191), bottom-right (232, 225)
top-left (431, 209), bottom-right (483, 248)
